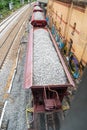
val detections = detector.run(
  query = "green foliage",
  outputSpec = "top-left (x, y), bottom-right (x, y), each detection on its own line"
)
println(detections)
top-left (0, 0), bottom-right (36, 21)
top-left (0, 3), bottom-right (3, 10)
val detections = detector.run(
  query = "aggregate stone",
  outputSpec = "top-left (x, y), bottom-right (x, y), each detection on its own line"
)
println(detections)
top-left (33, 29), bottom-right (67, 85)
top-left (34, 6), bottom-right (42, 10)
top-left (34, 12), bottom-right (44, 20)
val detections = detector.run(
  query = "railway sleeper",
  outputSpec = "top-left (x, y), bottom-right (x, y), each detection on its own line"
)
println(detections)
top-left (1, 120), bottom-right (9, 130)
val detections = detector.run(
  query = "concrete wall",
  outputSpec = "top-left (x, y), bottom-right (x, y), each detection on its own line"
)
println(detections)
top-left (47, 0), bottom-right (87, 66)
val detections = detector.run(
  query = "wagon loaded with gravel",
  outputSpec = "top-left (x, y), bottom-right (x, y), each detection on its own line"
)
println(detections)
top-left (33, 5), bottom-right (43, 12)
top-left (24, 28), bottom-right (75, 112)
top-left (31, 11), bottom-right (47, 27)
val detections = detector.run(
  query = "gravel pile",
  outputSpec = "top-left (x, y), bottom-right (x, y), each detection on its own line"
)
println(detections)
top-left (34, 12), bottom-right (44, 20)
top-left (34, 6), bottom-right (42, 10)
top-left (33, 29), bottom-right (67, 85)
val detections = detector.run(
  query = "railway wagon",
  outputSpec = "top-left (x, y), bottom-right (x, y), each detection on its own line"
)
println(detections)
top-left (24, 27), bottom-right (75, 113)
top-left (31, 11), bottom-right (47, 27)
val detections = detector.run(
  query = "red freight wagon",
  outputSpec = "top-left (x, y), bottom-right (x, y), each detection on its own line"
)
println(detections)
top-left (31, 12), bottom-right (47, 27)
top-left (24, 28), bottom-right (75, 113)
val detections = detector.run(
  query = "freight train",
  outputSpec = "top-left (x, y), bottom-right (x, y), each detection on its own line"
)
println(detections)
top-left (31, 4), bottom-right (47, 27)
top-left (24, 4), bottom-right (75, 129)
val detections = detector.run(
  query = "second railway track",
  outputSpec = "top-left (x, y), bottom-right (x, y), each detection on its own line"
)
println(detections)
top-left (0, 5), bottom-right (31, 33)
top-left (0, 4), bottom-right (33, 69)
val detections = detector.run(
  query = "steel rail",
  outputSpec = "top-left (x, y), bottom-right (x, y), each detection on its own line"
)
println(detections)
top-left (0, 5), bottom-right (30, 45)
top-left (0, 6), bottom-right (28, 48)
top-left (0, 22), bottom-right (18, 48)
top-left (0, 7), bottom-right (24, 27)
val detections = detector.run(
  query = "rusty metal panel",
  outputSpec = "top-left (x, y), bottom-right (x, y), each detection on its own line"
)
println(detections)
top-left (24, 28), bottom-right (33, 89)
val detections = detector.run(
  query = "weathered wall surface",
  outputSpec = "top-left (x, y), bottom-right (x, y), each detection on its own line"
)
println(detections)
top-left (47, 0), bottom-right (87, 66)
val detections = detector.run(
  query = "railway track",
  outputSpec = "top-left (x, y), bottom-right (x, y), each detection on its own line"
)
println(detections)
top-left (0, 3), bottom-right (34, 129)
top-left (0, 4), bottom-right (33, 69)
top-left (45, 113), bottom-right (56, 130)
top-left (0, 2), bottom-right (35, 33)
top-left (33, 112), bottom-right (60, 130)
top-left (45, 112), bottom-right (60, 130)
top-left (0, 5), bottom-right (30, 32)
top-left (0, 5), bottom-right (28, 33)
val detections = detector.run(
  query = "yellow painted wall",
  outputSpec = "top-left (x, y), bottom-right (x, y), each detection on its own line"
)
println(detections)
top-left (79, 8), bottom-right (87, 65)
top-left (47, 0), bottom-right (87, 65)
top-left (47, 1), bottom-right (69, 36)
top-left (68, 7), bottom-right (85, 61)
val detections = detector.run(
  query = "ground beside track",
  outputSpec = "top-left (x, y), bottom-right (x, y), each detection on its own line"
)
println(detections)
top-left (0, 23), bottom-right (32, 130)
top-left (2, 39), bottom-right (30, 130)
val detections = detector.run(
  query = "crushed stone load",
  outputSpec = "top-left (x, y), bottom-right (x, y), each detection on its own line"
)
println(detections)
top-left (34, 6), bottom-right (42, 10)
top-left (34, 12), bottom-right (44, 20)
top-left (33, 29), bottom-right (67, 85)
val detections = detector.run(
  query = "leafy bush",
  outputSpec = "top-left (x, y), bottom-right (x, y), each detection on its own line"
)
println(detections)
top-left (0, 3), bottom-right (3, 10)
